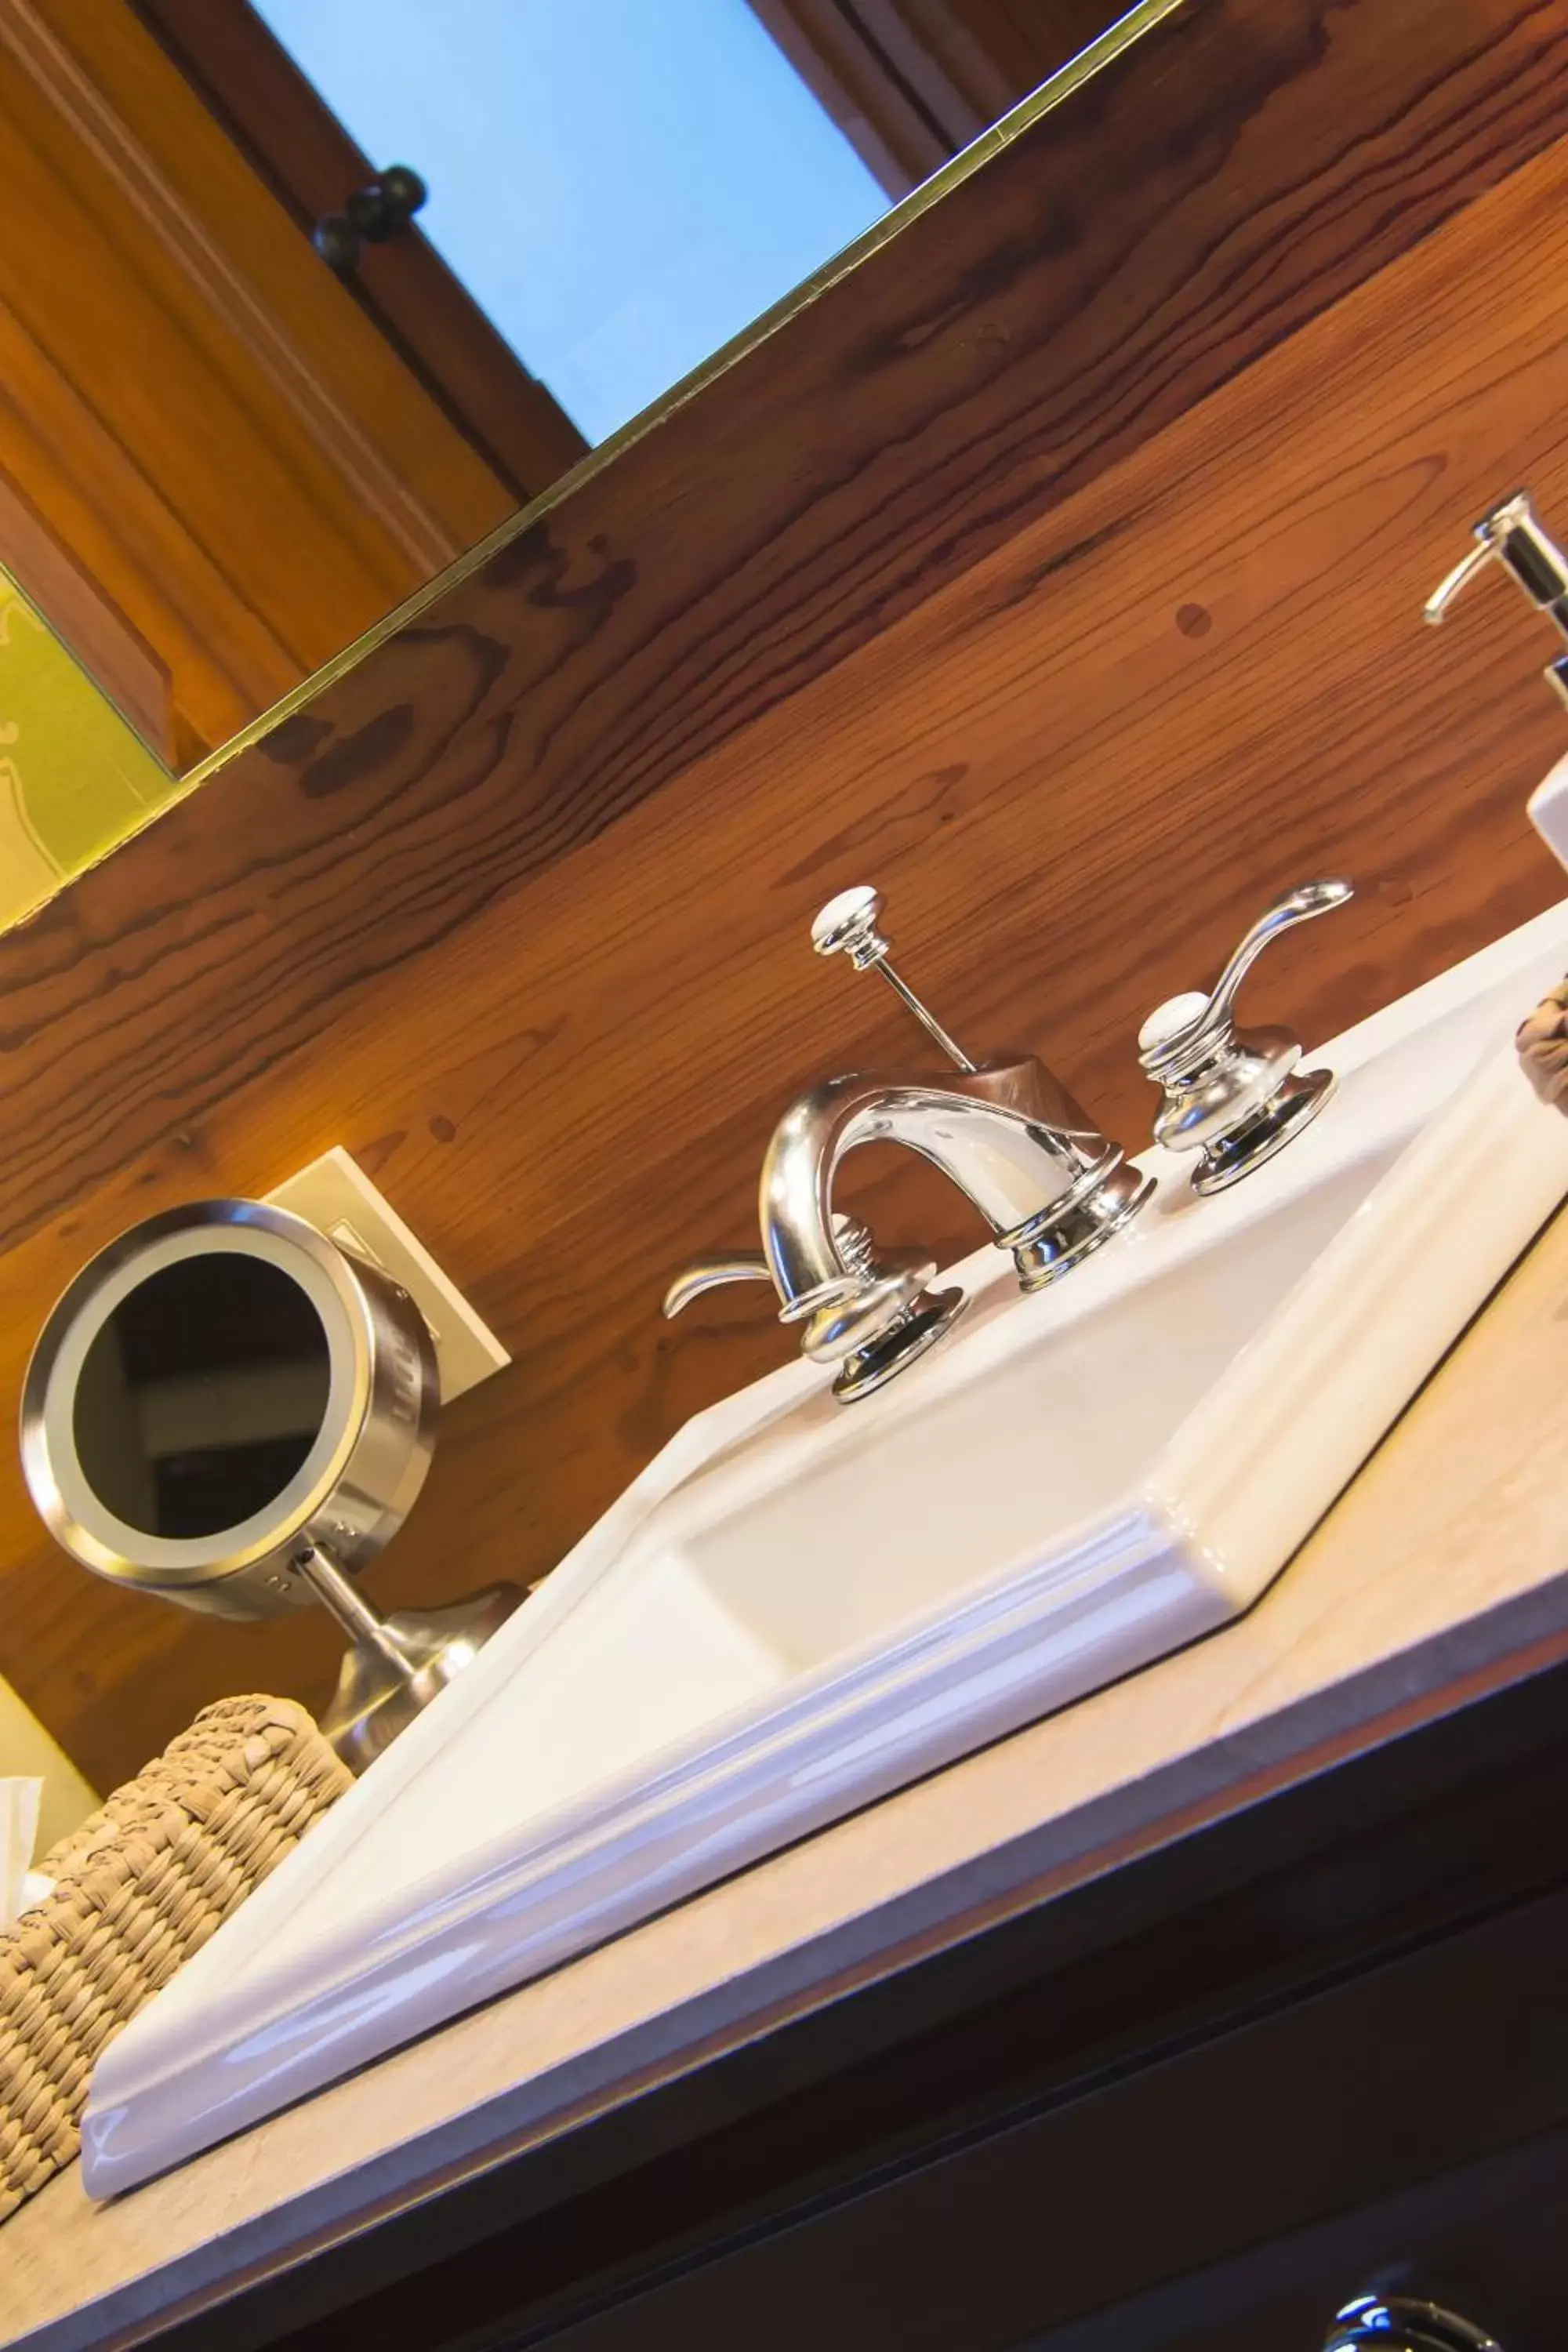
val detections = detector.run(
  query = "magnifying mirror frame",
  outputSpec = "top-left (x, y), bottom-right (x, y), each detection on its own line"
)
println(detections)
top-left (20, 1199), bottom-right (437, 1621)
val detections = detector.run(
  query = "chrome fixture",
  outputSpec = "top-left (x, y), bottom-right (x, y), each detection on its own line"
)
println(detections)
top-left (20, 1200), bottom-right (521, 1773)
top-left (664, 883), bottom-right (1152, 1403)
top-left (1324, 2294), bottom-right (1502, 2350)
top-left (1138, 879), bottom-right (1353, 1194)
top-left (1425, 488), bottom-right (1568, 706)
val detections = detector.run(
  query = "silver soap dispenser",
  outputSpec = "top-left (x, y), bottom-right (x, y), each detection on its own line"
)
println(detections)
top-left (1425, 490), bottom-right (1568, 867)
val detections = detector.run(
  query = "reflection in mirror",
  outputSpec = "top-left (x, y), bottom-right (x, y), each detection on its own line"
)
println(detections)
top-left (253, 0), bottom-right (887, 443)
top-left (74, 1256), bottom-right (330, 1541)
top-left (0, 566), bottom-right (183, 936)
top-left (0, 0), bottom-right (1126, 929)
top-left (205, 0), bottom-right (1125, 450)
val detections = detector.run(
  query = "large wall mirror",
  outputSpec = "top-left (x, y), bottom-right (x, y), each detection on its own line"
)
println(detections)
top-left (0, 0), bottom-right (1134, 916)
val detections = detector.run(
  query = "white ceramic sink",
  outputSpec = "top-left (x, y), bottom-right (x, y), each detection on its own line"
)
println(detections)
top-left (82, 899), bottom-right (1568, 2194)
top-left (676, 1151), bottom-right (1388, 1673)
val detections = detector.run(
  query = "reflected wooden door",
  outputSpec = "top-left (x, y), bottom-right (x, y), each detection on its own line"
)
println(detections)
top-left (0, 0), bottom-right (561, 766)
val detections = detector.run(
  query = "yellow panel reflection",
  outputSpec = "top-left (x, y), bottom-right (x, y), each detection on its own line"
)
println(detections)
top-left (0, 572), bottom-right (181, 934)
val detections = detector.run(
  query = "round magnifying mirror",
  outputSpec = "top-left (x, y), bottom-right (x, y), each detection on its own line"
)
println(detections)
top-left (22, 1201), bottom-right (520, 1769)
top-left (72, 1247), bottom-right (333, 1548)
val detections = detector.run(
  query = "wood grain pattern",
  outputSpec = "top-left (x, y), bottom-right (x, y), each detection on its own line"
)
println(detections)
top-left (2, 0), bottom-right (1567, 1791)
top-left (0, 0), bottom-right (514, 758)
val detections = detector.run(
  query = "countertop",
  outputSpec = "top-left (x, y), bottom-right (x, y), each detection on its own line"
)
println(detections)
top-left (8, 1202), bottom-right (1568, 2350)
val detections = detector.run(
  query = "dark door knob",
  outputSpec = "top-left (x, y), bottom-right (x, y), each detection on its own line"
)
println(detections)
top-left (313, 164), bottom-right (427, 275)
top-left (1325, 2296), bottom-right (1503, 2350)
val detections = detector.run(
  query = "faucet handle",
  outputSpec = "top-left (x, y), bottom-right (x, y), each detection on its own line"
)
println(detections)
top-left (662, 1215), bottom-right (881, 1323)
top-left (662, 1216), bottom-right (964, 1402)
top-left (661, 1252), bottom-right (772, 1319)
top-left (1138, 880), bottom-right (1353, 1064)
top-left (810, 884), bottom-right (975, 1072)
top-left (1138, 878), bottom-right (1353, 1194)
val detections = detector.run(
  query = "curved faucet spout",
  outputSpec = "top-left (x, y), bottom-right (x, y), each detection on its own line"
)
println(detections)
top-left (759, 1064), bottom-right (1134, 1313)
top-left (664, 884), bottom-right (1156, 1406)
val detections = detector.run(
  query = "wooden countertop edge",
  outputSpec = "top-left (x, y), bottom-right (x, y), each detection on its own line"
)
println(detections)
top-left (9, 1203), bottom-right (1568, 2348)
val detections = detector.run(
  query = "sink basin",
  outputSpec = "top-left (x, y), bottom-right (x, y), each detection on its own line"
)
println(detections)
top-left (82, 900), bottom-right (1568, 2194)
top-left (678, 1152), bottom-right (1388, 1672)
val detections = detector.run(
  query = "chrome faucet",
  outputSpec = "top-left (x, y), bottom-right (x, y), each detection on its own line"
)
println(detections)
top-left (663, 884), bottom-right (1153, 1403)
top-left (1138, 879), bottom-right (1354, 1193)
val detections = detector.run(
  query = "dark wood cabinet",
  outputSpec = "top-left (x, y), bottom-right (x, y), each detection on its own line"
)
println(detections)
top-left (142, 1659), bottom-right (1568, 2352)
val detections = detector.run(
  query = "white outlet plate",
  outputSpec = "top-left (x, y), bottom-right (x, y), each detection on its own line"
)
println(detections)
top-left (266, 1148), bottom-right (509, 1405)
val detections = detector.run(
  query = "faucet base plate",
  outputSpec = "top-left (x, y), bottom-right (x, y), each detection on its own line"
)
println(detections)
top-left (1192, 1067), bottom-right (1335, 1196)
top-left (1009, 1163), bottom-right (1156, 1294)
top-left (831, 1286), bottom-right (966, 1404)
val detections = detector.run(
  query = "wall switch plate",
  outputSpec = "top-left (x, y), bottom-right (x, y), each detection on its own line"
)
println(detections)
top-left (267, 1147), bottom-right (509, 1405)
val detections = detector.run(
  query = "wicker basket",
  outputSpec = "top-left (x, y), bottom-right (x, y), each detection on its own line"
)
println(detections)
top-left (0, 1695), bottom-right (350, 2221)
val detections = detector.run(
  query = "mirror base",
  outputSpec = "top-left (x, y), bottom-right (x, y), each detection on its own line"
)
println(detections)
top-left (321, 1583), bottom-right (525, 1774)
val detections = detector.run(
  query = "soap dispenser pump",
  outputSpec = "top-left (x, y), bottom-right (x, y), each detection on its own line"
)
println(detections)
top-left (1424, 489), bottom-right (1568, 866)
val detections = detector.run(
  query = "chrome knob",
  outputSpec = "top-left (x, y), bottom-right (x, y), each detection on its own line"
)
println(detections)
top-left (1325, 2294), bottom-right (1503, 2350)
top-left (1138, 877), bottom-right (1353, 1194)
top-left (811, 884), bottom-right (891, 967)
top-left (811, 883), bottom-right (975, 1072)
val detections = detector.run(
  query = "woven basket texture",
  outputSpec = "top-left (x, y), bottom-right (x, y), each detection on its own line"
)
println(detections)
top-left (1517, 976), bottom-right (1568, 1110)
top-left (0, 1694), bottom-right (350, 2221)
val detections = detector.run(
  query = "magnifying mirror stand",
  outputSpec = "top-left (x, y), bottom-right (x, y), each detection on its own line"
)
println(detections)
top-left (294, 1543), bottom-right (521, 1774)
top-left (22, 1194), bottom-right (528, 1779)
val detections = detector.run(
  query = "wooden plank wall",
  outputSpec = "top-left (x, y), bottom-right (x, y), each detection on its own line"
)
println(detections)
top-left (4, 0), bottom-right (1568, 1791)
